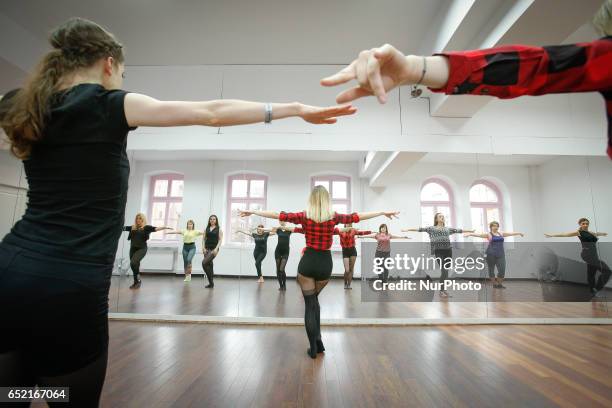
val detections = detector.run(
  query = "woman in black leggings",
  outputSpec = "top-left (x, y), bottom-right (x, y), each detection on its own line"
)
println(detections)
top-left (237, 225), bottom-right (276, 283)
top-left (546, 218), bottom-right (610, 298)
top-left (124, 213), bottom-right (170, 289)
top-left (241, 186), bottom-right (398, 358)
top-left (273, 221), bottom-right (298, 290)
top-left (201, 215), bottom-right (223, 288)
top-left (0, 17), bottom-right (354, 405)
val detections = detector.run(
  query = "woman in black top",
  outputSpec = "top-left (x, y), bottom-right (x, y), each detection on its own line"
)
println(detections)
top-left (273, 221), bottom-right (295, 290)
top-left (124, 213), bottom-right (170, 289)
top-left (546, 218), bottom-right (610, 297)
top-left (237, 225), bottom-right (276, 283)
top-left (0, 18), bottom-right (354, 405)
top-left (202, 215), bottom-right (223, 288)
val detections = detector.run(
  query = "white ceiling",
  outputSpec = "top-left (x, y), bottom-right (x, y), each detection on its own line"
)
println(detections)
top-left (0, 0), bottom-right (446, 66)
top-left (131, 149), bottom-right (366, 162)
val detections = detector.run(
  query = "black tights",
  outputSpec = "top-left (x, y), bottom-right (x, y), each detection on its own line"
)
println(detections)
top-left (129, 247), bottom-right (147, 284)
top-left (0, 349), bottom-right (108, 407)
top-left (254, 249), bottom-right (266, 277)
top-left (276, 256), bottom-right (288, 289)
top-left (297, 273), bottom-right (328, 358)
top-left (202, 249), bottom-right (217, 287)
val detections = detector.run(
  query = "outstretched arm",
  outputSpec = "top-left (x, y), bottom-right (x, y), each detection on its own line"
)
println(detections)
top-left (165, 230), bottom-right (184, 235)
top-left (154, 226), bottom-right (172, 232)
top-left (235, 229), bottom-right (253, 237)
top-left (402, 228), bottom-right (420, 232)
top-left (239, 210), bottom-right (280, 220)
top-left (502, 232), bottom-right (525, 238)
top-left (125, 94), bottom-right (357, 127)
top-left (545, 231), bottom-right (579, 238)
top-left (357, 233), bottom-right (377, 239)
top-left (357, 211), bottom-right (400, 221)
top-left (464, 232), bottom-right (489, 239)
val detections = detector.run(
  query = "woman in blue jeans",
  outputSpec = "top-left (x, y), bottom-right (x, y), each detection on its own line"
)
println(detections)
top-left (0, 17), bottom-right (354, 406)
top-left (168, 220), bottom-right (203, 282)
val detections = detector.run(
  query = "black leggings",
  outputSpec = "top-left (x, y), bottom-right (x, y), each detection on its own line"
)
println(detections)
top-left (375, 250), bottom-right (390, 283)
top-left (202, 249), bottom-right (217, 285)
top-left (129, 246), bottom-right (147, 283)
top-left (254, 248), bottom-right (267, 277)
top-left (434, 248), bottom-right (453, 282)
top-left (275, 248), bottom-right (289, 288)
top-left (486, 254), bottom-right (506, 278)
top-left (582, 251), bottom-right (611, 292)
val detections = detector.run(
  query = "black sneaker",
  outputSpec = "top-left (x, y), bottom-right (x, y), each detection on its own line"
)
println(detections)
top-left (129, 280), bottom-right (141, 290)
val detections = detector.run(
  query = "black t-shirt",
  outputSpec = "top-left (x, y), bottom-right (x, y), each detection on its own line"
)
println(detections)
top-left (205, 226), bottom-right (219, 250)
top-left (125, 225), bottom-right (156, 249)
top-left (276, 229), bottom-right (292, 251)
top-left (3, 83), bottom-right (136, 264)
top-left (252, 232), bottom-right (270, 251)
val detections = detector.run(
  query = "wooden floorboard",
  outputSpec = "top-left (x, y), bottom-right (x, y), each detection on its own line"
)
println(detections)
top-left (80, 322), bottom-right (612, 407)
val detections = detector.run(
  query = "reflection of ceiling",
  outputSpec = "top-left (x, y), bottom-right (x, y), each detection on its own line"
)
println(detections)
top-left (131, 150), bottom-right (366, 162)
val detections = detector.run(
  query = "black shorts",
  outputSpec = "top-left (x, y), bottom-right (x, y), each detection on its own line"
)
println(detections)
top-left (298, 248), bottom-right (333, 281)
top-left (275, 247), bottom-right (290, 259)
top-left (342, 246), bottom-right (357, 258)
top-left (0, 243), bottom-right (111, 376)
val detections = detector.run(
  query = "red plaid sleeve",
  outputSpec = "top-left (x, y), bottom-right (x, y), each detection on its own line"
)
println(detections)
top-left (334, 213), bottom-right (360, 224)
top-left (293, 227), bottom-right (305, 234)
top-left (431, 39), bottom-right (612, 98)
top-left (355, 230), bottom-right (372, 236)
top-left (431, 38), bottom-right (612, 158)
top-left (279, 211), bottom-right (305, 224)
top-left (333, 228), bottom-right (340, 235)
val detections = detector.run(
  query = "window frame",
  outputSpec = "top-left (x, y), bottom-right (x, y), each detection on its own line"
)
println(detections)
top-left (469, 180), bottom-right (504, 232)
top-left (148, 173), bottom-right (184, 242)
top-left (226, 173), bottom-right (269, 244)
top-left (419, 178), bottom-right (455, 227)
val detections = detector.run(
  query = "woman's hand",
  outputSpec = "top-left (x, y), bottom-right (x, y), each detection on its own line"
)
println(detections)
top-left (383, 211), bottom-right (400, 219)
top-left (298, 103), bottom-right (357, 124)
top-left (239, 210), bottom-right (254, 217)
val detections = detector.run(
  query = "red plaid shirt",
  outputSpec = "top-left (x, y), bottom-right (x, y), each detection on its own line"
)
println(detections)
top-left (279, 211), bottom-right (359, 251)
top-left (333, 228), bottom-right (371, 248)
top-left (431, 37), bottom-right (612, 158)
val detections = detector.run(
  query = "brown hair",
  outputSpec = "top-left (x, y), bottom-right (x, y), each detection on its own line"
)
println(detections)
top-left (1, 18), bottom-right (124, 159)
top-left (489, 221), bottom-right (499, 229)
top-left (378, 224), bottom-right (388, 233)
top-left (433, 212), bottom-right (445, 227)
top-left (186, 219), bottom-right (195, 230)
top-left (578, 218), bottom-right (590, 225)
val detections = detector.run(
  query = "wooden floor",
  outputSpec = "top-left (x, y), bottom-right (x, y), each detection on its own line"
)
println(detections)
top-left (89, 322), bottom-right (612, 407)
top-left (109, 275), bottom-right (611, 318)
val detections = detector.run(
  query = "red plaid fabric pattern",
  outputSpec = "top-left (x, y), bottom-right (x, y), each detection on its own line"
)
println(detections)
top-left (279, 211), bottom-right (359, 251)
top-left (333, 228), bottom-right (372, 248)
top-left (431, 37), bottom-right (612, 158)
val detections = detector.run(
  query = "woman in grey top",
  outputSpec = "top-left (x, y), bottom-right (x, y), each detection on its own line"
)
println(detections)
top-left (403, 213), bottom-right (474, 297)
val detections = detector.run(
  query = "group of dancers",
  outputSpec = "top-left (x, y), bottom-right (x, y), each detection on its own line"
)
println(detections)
top-left (0, 4), bottom-right (610, 403)
top-left (124, 208), bottom-right (611, 301)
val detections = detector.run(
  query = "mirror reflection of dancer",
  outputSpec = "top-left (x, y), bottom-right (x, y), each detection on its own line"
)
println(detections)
top-left (545, 218), bottom-right (610, 298)
top-left (358, 224), bottom-right (409, 283)
top-left (124, 213), bottom-right (171, 289)
top-left (167, 220), bottom-right (203, 282)
top-left (236, 225), bottom-right (276, 283)
top-left (240, 186), bottom-right (398, 358)
top-left (201, 215), bottom-right (223, 288)
top-left (272, 222), bottom-right (300, 290)
top-left (464, 221), bottom-right (524, 289)
top-left (334, 223), bottom-right (371, 289)
top-left (403, 213), bottom-right (474, 298)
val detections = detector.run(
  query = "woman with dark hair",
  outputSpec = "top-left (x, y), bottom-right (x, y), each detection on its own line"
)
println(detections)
top-left (465, 221), bottom-right (524, 289)
top-left (201, 215), bottom-right (223, 288)
top-left (124, 213), bottom-right (171, 289)
top-left (358, 224), bottom-right (409, 283)
top-left (240, 186), bottom-right (398, 358)
top-left (272, 221), bottom-right (298, 290)
top-left (334, 223), bottom-right (371, 289)
top-left (546, 218), bottom-right (610, 297)
top-left (236, 225), bottom-right (276, 283)
top-left (0, 17), bottom-right (355, 404)
top-left (403, 213), bottom-right (474, 297)
top-left (167, 219), bottom-right (203, 282)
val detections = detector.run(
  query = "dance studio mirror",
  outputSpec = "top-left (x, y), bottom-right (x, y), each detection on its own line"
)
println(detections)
top-left (105, 148), bottom-right (611, 320)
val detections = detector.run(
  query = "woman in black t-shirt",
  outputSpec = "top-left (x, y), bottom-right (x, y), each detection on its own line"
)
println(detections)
top-left (237, 225), bottom-right (276, 282)
top-left (0, 18), bottom-right (355, 405)
top-left (124, 213), bottom-right (170, 289)
top-left (201, 215), bottom-right (223, 288)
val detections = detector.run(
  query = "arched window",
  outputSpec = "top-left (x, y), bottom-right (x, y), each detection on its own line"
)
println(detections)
top-left (311, 175), bottom-right (351, 214)
top-left (420, 179), bottom-right (454, 227)
top-left (149, 173), bottom-right (184, 240)
top-left (470, 180), bottom-right (503, 233)
top-left (227, 173), bottom-right (268, 243)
